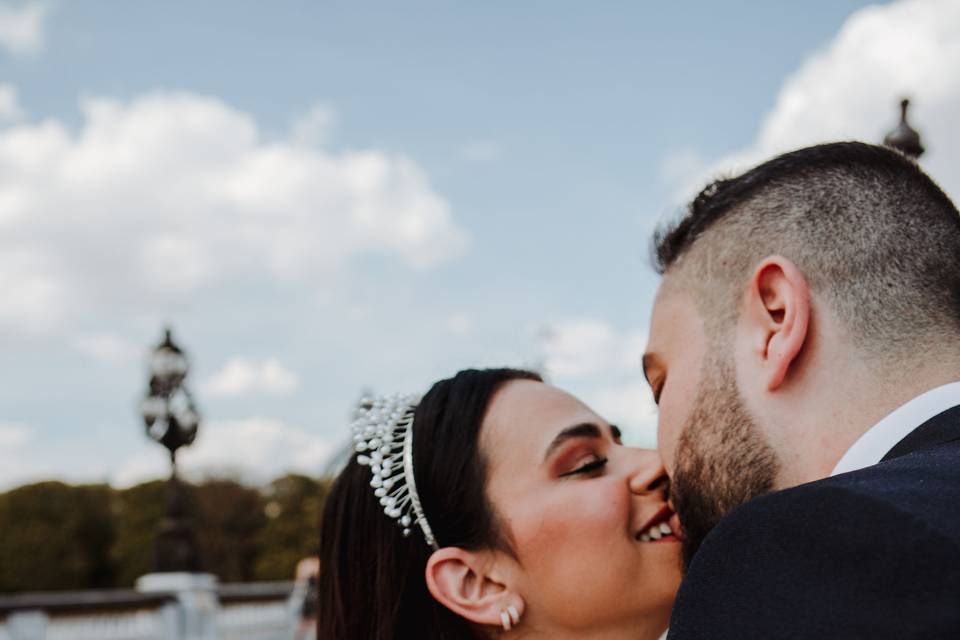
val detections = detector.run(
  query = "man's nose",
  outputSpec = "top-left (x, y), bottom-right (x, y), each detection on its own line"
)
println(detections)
top-left (627, 448), bottom-right (669, 496)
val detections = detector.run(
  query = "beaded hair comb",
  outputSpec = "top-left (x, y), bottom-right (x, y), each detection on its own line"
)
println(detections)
top-left (351, 394), bottom-right (438, 550)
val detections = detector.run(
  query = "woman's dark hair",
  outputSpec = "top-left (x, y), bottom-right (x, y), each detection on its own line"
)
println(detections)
top-left (318, 368), bottom-right (542, 640)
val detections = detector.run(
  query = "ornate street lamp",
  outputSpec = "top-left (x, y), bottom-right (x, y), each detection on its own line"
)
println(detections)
top-left (141, 327), bottom-right (202, 573)
top-left (883, 98), bottom-right (925, 159)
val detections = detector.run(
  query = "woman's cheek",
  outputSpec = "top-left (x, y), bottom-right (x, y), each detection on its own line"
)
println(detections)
top-left (517, 482), bottom-right (628, 558)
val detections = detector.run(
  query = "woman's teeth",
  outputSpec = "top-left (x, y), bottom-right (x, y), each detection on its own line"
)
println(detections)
top-left (639, 522), bottom-right (674, 542)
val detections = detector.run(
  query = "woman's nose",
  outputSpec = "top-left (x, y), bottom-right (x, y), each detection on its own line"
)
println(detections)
top-left (627, 448), bottom-right (669, 496)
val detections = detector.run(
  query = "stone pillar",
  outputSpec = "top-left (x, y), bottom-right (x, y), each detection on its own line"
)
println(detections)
top-left (4, 611), bottom-right (47, 640)
top-left (137, 572), bottom-right (219, 640)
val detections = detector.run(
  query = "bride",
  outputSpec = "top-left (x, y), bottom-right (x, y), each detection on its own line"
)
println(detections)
top-left (319, 368), bottom-right (682, 639)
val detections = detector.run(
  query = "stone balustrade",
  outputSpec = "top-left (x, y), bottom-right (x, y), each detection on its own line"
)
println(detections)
top-left (0, 576), bottom-right (298, 640)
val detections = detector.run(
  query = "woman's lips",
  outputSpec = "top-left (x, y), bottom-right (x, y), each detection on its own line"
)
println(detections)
top-left (636, 505), bottom-right (681, 543)
top-left (640, 505), bottom-right (674, 532)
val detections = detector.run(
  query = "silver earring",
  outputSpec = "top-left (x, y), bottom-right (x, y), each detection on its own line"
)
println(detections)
top-left (500, 610), bottom-right (512, 631)
top-left (501, 605), bottom-right (521, 631)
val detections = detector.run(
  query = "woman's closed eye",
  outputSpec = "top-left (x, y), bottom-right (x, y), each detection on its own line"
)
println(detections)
top-left (559, 456), bottom-right (608, 478)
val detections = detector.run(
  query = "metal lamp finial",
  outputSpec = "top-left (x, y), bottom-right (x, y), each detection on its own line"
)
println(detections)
top-left (883, 97), bottom-right (925, 159)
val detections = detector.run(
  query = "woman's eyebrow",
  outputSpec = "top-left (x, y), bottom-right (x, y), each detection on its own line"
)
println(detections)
top-left (543, 422), bottom-right (616, 462)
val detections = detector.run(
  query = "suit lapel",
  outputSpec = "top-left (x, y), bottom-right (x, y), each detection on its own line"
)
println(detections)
top-left (881, 403), bottom-right (960, 462)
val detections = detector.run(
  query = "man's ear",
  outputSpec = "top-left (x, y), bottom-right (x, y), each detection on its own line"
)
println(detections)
top-left (425, 547), bottom-right (522, 628)
top-left (743, 255), bottom-right (811, 391)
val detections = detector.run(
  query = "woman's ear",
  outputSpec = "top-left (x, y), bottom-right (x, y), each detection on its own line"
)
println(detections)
top-left (743, 255), bottom-right (811, 391)
top-left (425, 547), bottom-right (523, 628)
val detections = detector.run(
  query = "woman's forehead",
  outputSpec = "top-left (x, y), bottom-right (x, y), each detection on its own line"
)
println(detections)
top-left (481, 380), bottom-right (601, 453)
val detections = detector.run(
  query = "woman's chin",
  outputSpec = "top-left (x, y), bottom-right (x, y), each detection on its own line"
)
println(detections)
top-left (634, 543), bottom-right (683, 616)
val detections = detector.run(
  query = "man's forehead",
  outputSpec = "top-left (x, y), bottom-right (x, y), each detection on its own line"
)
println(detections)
top-left (654, 267), bottom-right (692, 300)
top-left (645, 283), bottom-right (707, 385)
top-left (650, 280), bottom-right (698, 335)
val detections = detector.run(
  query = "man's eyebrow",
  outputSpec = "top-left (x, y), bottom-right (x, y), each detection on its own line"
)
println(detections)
top-left (543, 422), bottom-right (617, 462)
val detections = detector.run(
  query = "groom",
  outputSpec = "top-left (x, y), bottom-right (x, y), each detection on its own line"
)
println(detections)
top-left (644, 142), bottom-right (960, 638)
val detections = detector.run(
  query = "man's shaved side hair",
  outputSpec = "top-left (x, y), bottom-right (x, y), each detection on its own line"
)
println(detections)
top-left (653, 141), bottom-right (960, 363)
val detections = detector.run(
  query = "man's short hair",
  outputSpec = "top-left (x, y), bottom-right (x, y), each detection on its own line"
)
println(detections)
top-left (653, 142), bottom-right (960, 359)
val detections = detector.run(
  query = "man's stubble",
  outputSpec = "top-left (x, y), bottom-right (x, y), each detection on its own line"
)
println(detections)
top-left (671, 354), bottom-right (780, 569)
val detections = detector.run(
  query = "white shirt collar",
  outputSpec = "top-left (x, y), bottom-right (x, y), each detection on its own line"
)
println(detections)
top-left (831, 380), bottom-right (960, 476)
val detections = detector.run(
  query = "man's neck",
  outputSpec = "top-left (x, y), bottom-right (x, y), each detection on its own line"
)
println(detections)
top-left (777, 363), bottom-right (960, 488)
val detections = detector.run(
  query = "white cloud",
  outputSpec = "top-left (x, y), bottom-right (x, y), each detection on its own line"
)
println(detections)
top-left (580, 380), bottom-right (658, 449)
top-left (667, 0), bottom-right (960, 203)
top-left (0, 3), bottom-right (48, 56)
top-left (203, 357), bottom-right (300, 397)
top-left (0, 422), bottom-right (37, 487)
top-left (444, 311), bottom-right (473, 336)
top-left (0, 90), bottom-right (468, 335)
top-left (72, 333), bottom-right (142, 366)
top-left (540, 318), bottom-right (646, 378)
top-left (111, 417), bottom-right (335, 487)
top-left (291, 103), bottom-right (336, 147)
top-left (0, 421), bottom-right (129, 489)
top-left (0, 84), bottom-right (23, 121)
top-left (648, 0), bottom-right (960, 450)
top-left (0, 421), bottom-right (30, 448)
top-left (540, 318), bottom-right (657, 447)
top-left (0, 248), bottom-right (68, 334)
top-left (109, 449), bottom-right (167, 488)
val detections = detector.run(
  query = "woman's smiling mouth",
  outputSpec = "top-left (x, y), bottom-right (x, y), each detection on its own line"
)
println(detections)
top-left (636, 505), bottom-right (680, 543)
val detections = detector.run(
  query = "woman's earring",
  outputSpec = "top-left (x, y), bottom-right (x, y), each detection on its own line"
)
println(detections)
top-left (501, 605), bottom-right (521, 631)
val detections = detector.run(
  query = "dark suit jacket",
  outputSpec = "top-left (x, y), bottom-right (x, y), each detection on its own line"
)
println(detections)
top-left (667, 404), bottom-right (960, 639)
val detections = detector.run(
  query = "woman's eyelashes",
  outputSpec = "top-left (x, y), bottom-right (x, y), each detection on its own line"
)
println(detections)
top-left (559, 456), bottom-right (608, 478)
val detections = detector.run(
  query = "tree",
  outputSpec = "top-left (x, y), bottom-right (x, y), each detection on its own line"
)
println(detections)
top-left (0, 482), bottom-right (114, 592)
top-left (194, 478), bottom-right (265, 582)
top-left (0, 473), bottom-right (333, 591)
top-left (112, 480), bottom-right (167, 586)
top-left (253, 474), bottom-right (331, 581)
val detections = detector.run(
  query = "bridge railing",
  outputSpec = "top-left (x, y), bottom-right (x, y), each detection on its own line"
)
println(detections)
top-left (0, 580), bottom-right (297, 640)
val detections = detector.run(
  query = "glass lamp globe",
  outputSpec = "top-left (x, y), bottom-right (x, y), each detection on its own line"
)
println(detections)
top-left (142, 396), bottom-right (166, 425)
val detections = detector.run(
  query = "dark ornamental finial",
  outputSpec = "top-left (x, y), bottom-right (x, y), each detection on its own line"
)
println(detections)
top-left (883, 98), bottom-right (925, 158)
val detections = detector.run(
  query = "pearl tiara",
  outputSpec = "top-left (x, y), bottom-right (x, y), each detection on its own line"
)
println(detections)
top-left (351, 393), bottom-right (439, 550)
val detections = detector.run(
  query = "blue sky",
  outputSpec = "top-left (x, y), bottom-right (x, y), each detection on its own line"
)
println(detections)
top-left (2, 0), bottom-right (958, 487)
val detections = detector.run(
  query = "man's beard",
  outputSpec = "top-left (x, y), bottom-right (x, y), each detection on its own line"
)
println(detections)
top-left (671, 356), bottom-right (780, 569)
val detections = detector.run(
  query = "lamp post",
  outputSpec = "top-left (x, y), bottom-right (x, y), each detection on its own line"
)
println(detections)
top-left (883, 98), bottom-right (925, 159)
top-left (141, 327), bottom-right (202, 573)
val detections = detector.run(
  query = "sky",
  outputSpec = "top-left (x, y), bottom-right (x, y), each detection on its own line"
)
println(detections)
top-left (1, 0), bottom-right (958, 488)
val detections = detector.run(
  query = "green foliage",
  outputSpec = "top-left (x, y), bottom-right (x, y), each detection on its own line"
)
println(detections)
top-left (112, 480), bottom-right (167, 587)
top-left (253, 474), bottom-right (331, 581)
top-left (0, 474), bottom-right (332, 592)
top-left (0, 482), bottom-right (115, 591)
top-left (195, 479), bottom-right (265, 582)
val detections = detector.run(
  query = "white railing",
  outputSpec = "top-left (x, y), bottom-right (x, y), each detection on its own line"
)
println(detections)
top-left (217, 601), bottom-right (290, 640)
top-left (45, 607), bottom-right (179, 640)
top-left (0, 577), bottom-right (298, 640)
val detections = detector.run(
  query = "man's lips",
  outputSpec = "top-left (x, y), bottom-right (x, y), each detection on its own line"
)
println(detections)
top-left (669, 512), bottom-right (685, 541)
